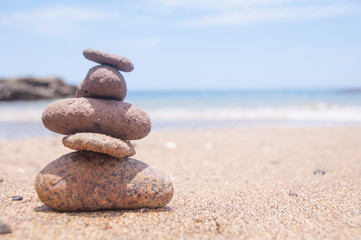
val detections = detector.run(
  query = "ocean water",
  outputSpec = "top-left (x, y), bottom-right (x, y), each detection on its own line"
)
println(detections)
top-left (1, 89), bottom-right (361, 138)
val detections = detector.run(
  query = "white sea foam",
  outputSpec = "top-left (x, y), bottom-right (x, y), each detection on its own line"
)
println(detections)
top-left (0, 107), bottom-right (43, 122)
top-left (146, 103), bottom-right (361, 123)
top-left (1, 91), bottom-right (360, 138)
top-left (1, 102), bottom-right (361, 124)
top-left (0, 100), bottom-right (51, 122)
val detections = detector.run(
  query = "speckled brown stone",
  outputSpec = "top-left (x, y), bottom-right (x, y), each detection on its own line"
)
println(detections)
top-left (34, 151), bottom-right (174, 211)
top-left (75, 65), bottom-right (127, 101)
top-left (83, 48), bottom-right (134, 72)
top-left (42, 97), bottom-right (151, 140)
top-left (62, 132), bottom-right (135, 158)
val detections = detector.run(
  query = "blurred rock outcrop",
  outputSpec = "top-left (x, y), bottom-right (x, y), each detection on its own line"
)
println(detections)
top-left (0, 77), bottom-right (76, 101)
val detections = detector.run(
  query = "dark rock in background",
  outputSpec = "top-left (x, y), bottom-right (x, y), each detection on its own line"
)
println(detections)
top-left (0, 77), bottom-right (76, 101)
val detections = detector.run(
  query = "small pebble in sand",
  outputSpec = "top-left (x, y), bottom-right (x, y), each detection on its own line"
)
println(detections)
top-left (205, 143), bottom-right (213, 149)
top-left (10, 196), bottom-right (23, 201)
top-left (289, 192), bottom-right (298, 197)
top-left (313, 169), bottom-right (325, 175)
top-left (0, 177), bottom-right (3, 183)
top-left (0, 220), bottom-right (11, 234)
top-left (16, 168), bottom-right (26, 173)
top-left (164, 141), bottom-right (177, 150)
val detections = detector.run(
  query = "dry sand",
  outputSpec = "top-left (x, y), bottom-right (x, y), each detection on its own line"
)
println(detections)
top-left (0, 126), bottom-right (360, 239)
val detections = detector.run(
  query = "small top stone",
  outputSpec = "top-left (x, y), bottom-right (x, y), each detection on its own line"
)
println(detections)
top-left (83, 48), bottom-right (134, 72)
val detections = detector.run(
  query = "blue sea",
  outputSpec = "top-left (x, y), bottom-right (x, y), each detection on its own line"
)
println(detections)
top-left (1, 89), bottom-right (361, 139)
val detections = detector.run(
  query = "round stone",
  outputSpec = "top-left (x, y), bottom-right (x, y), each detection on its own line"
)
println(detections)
top-left (62, 132), bottom-right (136, 158)
top-left (83, 48), bottom-right (134, 72)
top-left (75, 65), bottom-right (127, 101)
top-left (42, 98), bottom-right (151, 140)
top-left (34, 151), bottom-right (174, 211)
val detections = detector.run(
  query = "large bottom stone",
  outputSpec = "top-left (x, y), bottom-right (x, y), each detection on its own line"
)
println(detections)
top-left (34, 152), bottom-right (173, 211)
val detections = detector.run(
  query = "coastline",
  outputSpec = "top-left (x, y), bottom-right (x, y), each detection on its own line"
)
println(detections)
top-left (1, 120), bottom-right (361, 140)
top-left (1, 126), bottom-right (361, 239)
top-left (1, 88), bottom-right (361, 140)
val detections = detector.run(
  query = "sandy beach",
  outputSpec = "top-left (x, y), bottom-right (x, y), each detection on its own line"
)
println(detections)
top-left (0, 126), bottom-right (360, 239)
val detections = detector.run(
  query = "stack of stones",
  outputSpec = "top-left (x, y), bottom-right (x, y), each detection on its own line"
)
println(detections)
top-left (35, 49), bottom-right (173, 212)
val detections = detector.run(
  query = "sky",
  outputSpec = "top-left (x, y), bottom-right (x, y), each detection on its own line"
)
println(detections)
top-left (0, 0), bottom-right (360, 91)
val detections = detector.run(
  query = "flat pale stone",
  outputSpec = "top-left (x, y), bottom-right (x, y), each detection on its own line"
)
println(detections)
top-left (62, 132), bottom-right (135, 158)
top-left (75, 65), bottom-right (127, 101)
top-left (34, 152), bottom-right (174, 211)
top-left (42, 98), bottom-right (151, 140)
top-left (83, 48), bottom-right (134, 72)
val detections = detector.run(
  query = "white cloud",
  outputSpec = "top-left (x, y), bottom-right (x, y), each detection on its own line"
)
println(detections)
top-left (0, 6), bottom-right (111, 36)
top-left (160, 0), bottom-right (293, 9)
top-left (183, 4), bottom-right (357, 27)
top-left (1, 1), bottom-right (359, 33)
top-left (101, 37), bottom-right (162, 50)
top-left (158, 0), bottom-right (360, 28)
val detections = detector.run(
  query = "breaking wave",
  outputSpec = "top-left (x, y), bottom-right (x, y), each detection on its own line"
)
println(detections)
top-left (2, 102), bottom-right (360, 124)
top-left (147, 103), bottom-right (361, 123)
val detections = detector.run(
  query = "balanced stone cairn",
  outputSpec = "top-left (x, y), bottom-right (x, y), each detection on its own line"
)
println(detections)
top-left (35, 49), bottom-right (173, 211)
